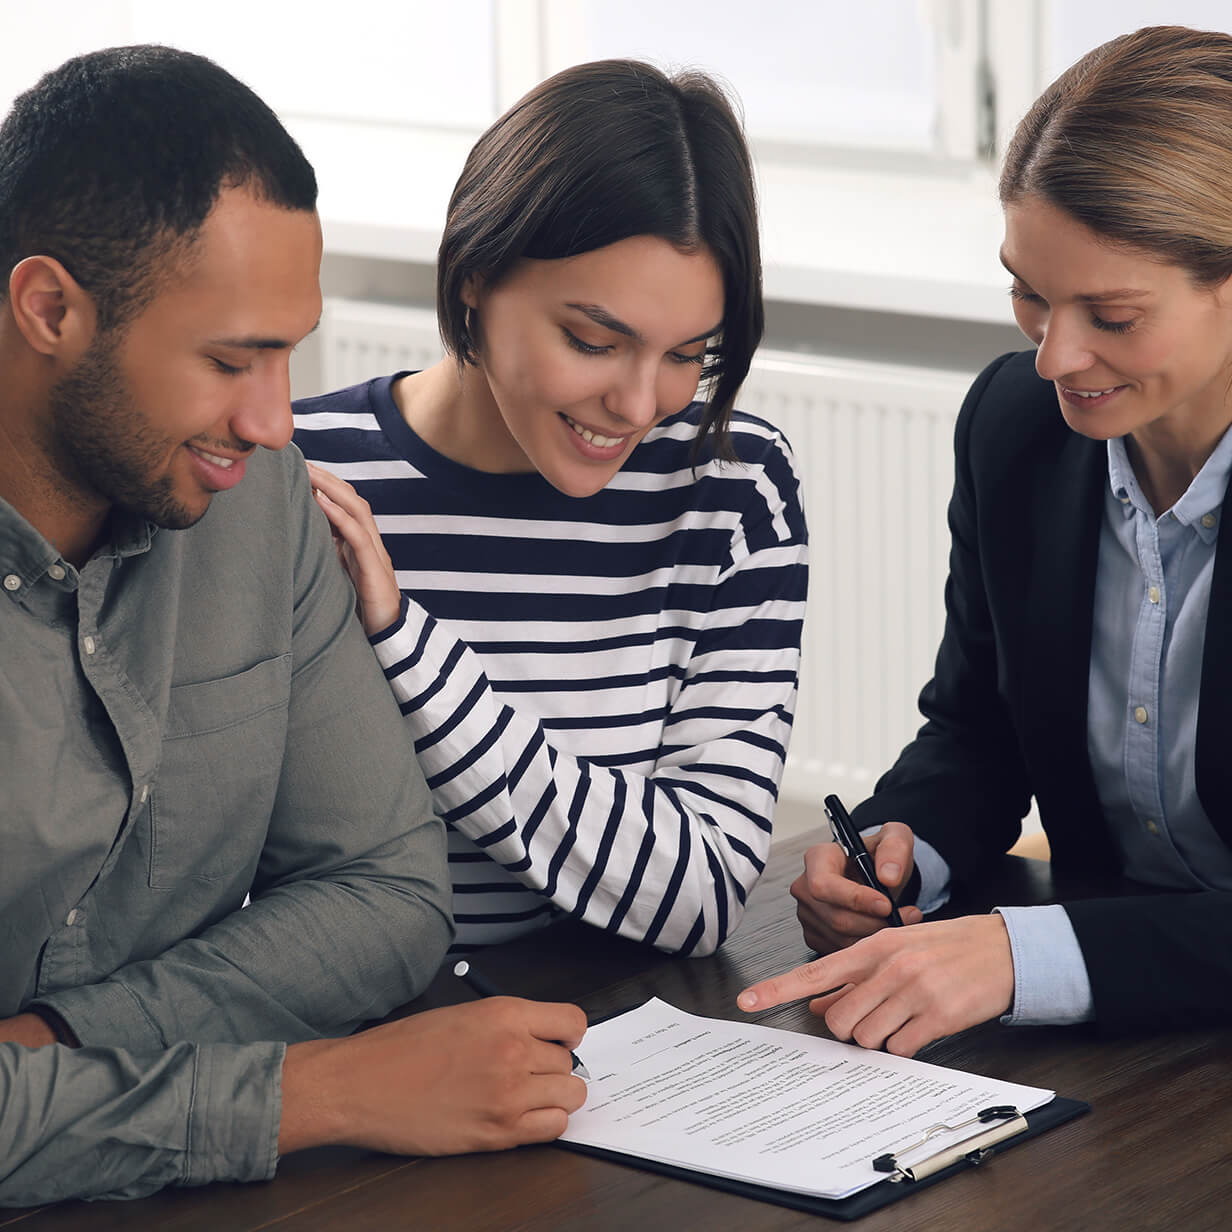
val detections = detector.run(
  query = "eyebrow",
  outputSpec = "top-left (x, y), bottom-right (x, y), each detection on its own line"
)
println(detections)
top-left (565, 302), bottom-right (721, 347)
top-left (998, 254), bottom-right (1152, 303)
top-left (208, 318), bottom-right (322, 351)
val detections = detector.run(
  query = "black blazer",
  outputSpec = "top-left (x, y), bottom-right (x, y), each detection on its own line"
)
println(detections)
top-left (851, 349), bottom-right (1232, 1031)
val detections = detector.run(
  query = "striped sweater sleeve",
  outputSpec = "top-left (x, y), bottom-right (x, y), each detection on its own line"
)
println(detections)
top-left (370, 478), bottom-right (806, 957)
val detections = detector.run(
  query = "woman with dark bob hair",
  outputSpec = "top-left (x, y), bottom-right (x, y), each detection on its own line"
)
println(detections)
top-left (744, 25), bottom-right (1232, 1047)
top-left (295, 60), bottom-right (807, 956)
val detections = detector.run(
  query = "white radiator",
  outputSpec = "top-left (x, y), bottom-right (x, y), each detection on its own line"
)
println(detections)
top-left (319, 299), bottom-right (444, 391)
top-left (737, 354), bottom-right (971, 814)
top-left (315, 297), bottom-right (974, 826)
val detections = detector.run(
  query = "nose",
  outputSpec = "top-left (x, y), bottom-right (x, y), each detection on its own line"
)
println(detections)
top-left (603, 361), bottom-right (660, 430)
top-left (230, 357), bottom-right (295, 451)
top-left (1033, 312), bottom-right (1094, 384)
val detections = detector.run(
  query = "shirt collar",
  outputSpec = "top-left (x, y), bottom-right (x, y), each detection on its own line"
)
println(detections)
top-left (0, 493), bottom-right (63, 596)
top-left (102, 510), bottom-right (157, 559)
top-left (1106, 437), bottom-right (1144, 521)
top-left (0, 493), bottom-right (156, 600)
top-left (1106, 428), bottom-right (1232, 544)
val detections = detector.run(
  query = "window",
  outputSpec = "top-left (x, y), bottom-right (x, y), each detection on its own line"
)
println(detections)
top-left (1043, 0), bottom-right (1232, 81)
top-left (3, 1), bottom-right (1229, 324)
top-left (540, 0), bottom-right (945, 155)
top-left (0, 1), bottom-right (497, 131)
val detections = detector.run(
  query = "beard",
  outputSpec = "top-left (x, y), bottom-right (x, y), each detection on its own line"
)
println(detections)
top-left (44, 332), bottom-right (205, 531)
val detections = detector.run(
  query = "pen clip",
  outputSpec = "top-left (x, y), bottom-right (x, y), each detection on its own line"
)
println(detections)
top-left (871, 1106), bottom-right (1026, 1182)
top-left (822, 799), bottom-right (850, 855)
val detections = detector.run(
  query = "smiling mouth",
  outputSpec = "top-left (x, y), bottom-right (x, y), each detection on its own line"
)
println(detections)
top-left (188, 444), bottom-right (237, 468)
top-left (1060, 385), bottom-right (1123, 398)
top-left (562, 414), bottom-right (628, 448)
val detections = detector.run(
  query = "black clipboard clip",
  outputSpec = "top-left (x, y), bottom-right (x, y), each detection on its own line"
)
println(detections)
top-left (871, 1105), bottom-right (1027, 1183)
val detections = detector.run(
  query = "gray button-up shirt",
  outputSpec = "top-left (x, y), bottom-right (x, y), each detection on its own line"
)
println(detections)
top-left (0, 444), bottom-right (451, 1204)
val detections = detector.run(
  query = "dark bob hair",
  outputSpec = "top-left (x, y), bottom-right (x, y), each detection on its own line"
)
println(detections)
top-left (0, 44), bottom-right (317, 330)
top-left (437, 59), bottom-right (762, 457)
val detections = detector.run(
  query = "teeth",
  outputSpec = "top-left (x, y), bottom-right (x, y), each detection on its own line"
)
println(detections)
top-left (191, 446), bottom-right (234, 468)
top-left (565, 416), bottom-right (623, 448)
top-left (1067, 387), bottom-right (1118, 398)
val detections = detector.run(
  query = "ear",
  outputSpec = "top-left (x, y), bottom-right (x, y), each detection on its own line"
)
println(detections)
top-left (7, 255), bottom-right (98, 361)
top-left (460, 274), bottom-right (483, 310)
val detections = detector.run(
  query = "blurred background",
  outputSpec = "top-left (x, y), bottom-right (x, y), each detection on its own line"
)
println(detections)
top-left (3, 0), bottom-right (1228, 838)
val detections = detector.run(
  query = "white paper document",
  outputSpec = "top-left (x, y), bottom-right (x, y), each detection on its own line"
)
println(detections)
top-left (561, 998), bottom-right (1055, 1200)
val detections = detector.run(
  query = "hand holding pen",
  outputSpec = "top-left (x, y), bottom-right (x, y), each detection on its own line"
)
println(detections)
top-left (279, 980), bottom-right (587, 1157)
top-left (823, 795), bottom-right (905, 927)
top-left (788, 796), bottom-right (925, 955)
top-left (454, 959), bottom-right (592, 1080)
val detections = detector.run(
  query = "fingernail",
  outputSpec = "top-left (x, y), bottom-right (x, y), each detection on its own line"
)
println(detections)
top-left (738, 991), bottom-right (757, 1010)
top-left (882, 862), bottom-right (901, 882)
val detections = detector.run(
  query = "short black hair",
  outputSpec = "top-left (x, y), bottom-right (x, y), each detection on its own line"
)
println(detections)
top-left (0, 44), bottom-right (317, 330)
top-left (437, 59), bottom-right (762, 458)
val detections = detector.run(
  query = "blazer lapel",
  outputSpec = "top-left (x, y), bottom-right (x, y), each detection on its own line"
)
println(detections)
top-left (1196, 474), bottom-right (1232, 845)
top-left (1019, 430), bottom-right (1108, 858)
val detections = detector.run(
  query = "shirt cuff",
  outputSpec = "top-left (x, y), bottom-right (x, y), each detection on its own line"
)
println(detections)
top-left (368, 593), bottom-right (411, 652)
top-left (25, 1004), bottom-right (79, 1046)
top-left (911, 837), bottom-right (952, 915)
top-left (860, 827), bottom-right (952, 915)
top-left (37, 979), bottom-right (165, 1052)
top-left (184, 1041), bottom-right (285, 1187)
top-left (995, 904), bottom-right (1095, 1026)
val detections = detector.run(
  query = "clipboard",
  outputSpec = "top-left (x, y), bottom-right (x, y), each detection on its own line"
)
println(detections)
top-left (559, 1095), bottom-right (1089, 1221)
top-left (556, 1001), bottom-right (1089, 1221)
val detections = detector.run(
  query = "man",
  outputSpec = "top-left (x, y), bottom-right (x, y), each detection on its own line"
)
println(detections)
top-left (0, 46), bottom-right (584, 1205)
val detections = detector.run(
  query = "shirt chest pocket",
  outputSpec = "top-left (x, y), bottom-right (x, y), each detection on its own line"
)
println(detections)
top-left (149, 655), bottom-right (292, 890)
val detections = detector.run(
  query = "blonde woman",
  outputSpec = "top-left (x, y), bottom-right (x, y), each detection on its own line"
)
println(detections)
top-left (745, 26), bottom-right (1232, 1049)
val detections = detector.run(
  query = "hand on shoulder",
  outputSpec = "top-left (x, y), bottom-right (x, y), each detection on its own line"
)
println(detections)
top-left (305, 461), bottom-right (403, 636)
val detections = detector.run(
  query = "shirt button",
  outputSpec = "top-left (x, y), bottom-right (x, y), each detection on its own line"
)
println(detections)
top-left (82, 635), bottom-right (97, 655)
top-left (1147, 585), bottom-right (1160, 604)
top-left (139, 785), bottom-right (149, 805)
top-left (47, 564), bottom-right (66, 581)
top-left (65, 909), bottom-right (80, 926)
top-left (3, 574), bottom-right (20, 591)
top-left (1202, 513), bottom-right (1217, 529)
top-left (1145, 819), bottom-right (1160, 836)
top-left (1134, 705), bottom-right (1149, 724)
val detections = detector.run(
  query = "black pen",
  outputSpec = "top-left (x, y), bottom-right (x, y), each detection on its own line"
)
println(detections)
top-left (823, 793), bottom-right (905, 927)
top-left (452, 959), bottom-right (591, 1079)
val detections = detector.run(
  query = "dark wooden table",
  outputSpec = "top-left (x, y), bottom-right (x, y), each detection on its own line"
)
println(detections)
top-left (7, 830), bottom-right (1232, 1230)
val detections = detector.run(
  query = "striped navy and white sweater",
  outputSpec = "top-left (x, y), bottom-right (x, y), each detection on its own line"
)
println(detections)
top-left (293, 373), bottom-right (808, 956)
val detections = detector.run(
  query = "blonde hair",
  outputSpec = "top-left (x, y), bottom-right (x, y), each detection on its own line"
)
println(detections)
top-left (1001, 25), bottom-right (1232, 286)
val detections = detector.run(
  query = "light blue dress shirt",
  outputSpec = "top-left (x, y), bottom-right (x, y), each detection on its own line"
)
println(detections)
top-left (907, 425), bottom-right (1232, 1025)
